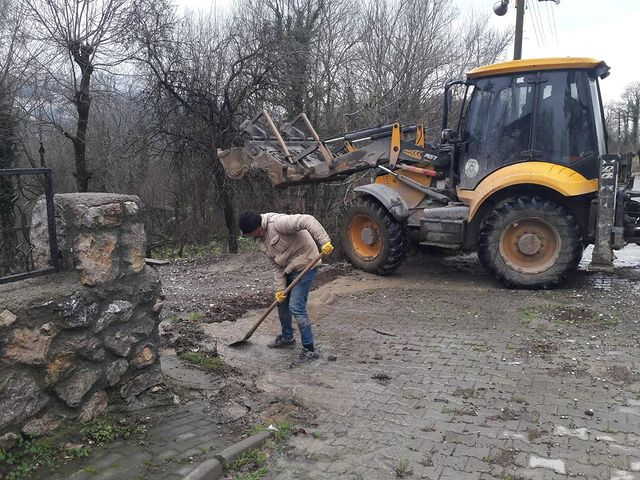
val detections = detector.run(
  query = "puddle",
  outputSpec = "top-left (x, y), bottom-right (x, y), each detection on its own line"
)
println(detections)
top-left (579, 244), bottom-right (640, 269)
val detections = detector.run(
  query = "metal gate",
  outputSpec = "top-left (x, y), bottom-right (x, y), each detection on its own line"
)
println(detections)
top-left (0, 168), bottom-right (59, 284)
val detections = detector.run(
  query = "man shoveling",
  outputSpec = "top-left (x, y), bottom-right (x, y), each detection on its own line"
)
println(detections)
top-left (239, 211), bottom-right (333, 363)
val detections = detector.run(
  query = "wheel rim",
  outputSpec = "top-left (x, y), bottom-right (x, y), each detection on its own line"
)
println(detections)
top-left (348, 214), bottom-right (382, 259)
top-left (498, 217), bottom-right (561, 274)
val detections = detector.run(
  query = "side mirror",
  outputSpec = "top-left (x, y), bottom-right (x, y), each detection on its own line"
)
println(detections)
top-left (441, 129), bottom-right (458, 143)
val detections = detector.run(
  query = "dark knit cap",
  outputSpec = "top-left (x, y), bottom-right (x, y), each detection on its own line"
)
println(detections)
top-left (239, 211), bottom-right (262, 234)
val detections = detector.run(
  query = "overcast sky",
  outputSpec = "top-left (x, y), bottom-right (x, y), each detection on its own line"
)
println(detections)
top-left (179, 0), bottom-right (639, 105)
top-left (457, 0), bottom-right (639, 104)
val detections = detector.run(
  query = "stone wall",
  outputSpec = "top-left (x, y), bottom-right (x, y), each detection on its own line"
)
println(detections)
top-left (0, 193), bottom-right (164, 438)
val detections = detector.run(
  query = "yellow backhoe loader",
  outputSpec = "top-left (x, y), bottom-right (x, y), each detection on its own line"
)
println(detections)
top-left (219, 57), bottom-right (640, 288)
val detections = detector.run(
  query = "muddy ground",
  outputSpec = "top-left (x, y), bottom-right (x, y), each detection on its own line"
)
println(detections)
top-left (159, 252), bottom-right (351, 352)
top-left (157, 253), bottom-right (353, 432)
top-left (156, 246), bottom-right (640, 479)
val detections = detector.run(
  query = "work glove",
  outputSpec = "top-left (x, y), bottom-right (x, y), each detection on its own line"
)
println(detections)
top-left (321, 241), bottom-right (334, 255)
top-left (275, 290), bottom-right (288, 304)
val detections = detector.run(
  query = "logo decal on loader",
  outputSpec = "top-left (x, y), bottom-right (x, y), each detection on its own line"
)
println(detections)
top-left (601, 165), bottom-right (614, 180)
top-left (465, 159), bottom-right (480, 178)
top-left (422, 152), bottom-right (438, 162)
top-left (403, 149), bottom-right (423, 160)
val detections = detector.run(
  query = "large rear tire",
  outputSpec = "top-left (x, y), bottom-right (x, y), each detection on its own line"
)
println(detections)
top-left (341, 196), bottom-right (407, 275)
top-left (478, 196), bottom-right (583, 288)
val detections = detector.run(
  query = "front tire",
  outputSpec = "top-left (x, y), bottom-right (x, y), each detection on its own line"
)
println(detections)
top-left (478, 196), bottom-right (583, 288)
top-left (341, 196), bottom-right (407, 275)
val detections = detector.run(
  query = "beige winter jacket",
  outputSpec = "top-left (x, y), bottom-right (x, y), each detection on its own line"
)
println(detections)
top-left (257, 213), bottom-right (331, 290)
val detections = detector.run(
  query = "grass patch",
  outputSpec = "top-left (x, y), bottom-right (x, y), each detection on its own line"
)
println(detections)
top-left (232, 421), bottom-right (298, 479)
top-left (81, 417), bottom-right (142, 446)
top-left (178, 351), bottom-right (223, 371)
top-left (394, 458), bottom-right (413, 477)
top-left (0, 435), bottom-right (55, 480)
top-left (228, 449), bottom-right (268, 471)
top-left (225, 449), bottom-right (268, 479)
top-left (237, 236), bottom-right (259, 253)
top-left (246, 421), bottom-right (294, 443)
top-left (519, 306), bottom-right (538, 324)
top-left (154, 240), bottom-right (223, 259)
top-left (1, 417), bottom-right (142, 480)
top-left (187, 311), bottom-right (205, 322)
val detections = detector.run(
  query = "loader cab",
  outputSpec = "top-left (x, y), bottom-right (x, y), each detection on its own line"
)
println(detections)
top-left (444, 58), bottom-right (610, 191)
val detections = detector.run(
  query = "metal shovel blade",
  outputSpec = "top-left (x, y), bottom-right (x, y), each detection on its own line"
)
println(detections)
top-left (228, 337), bottom-right (250, 347)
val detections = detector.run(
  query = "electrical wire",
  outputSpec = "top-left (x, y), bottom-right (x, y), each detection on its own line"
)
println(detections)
top-left (536, 0), bottom-right (554, 48)
top-left (547, 1), bottom-right (559, 45)
top-left (530, 0), bottom-right (548, 48)
top-left (526, 0), bottom-right (543, 49)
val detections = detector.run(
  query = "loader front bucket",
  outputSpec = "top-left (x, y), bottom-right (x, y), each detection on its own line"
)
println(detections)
top-left (218, 110), bottom-right (439, 187)
top-left (218, 148), bottom-right (252, 180)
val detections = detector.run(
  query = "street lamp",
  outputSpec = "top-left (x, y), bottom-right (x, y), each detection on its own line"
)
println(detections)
top-left (494, 0), bottom-right (560, 61)
top-left (493, 0), bottom-right (509, 16)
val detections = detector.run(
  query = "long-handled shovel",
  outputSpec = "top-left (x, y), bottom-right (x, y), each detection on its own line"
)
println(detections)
top-left (228, 252), bottom-right (324, 347)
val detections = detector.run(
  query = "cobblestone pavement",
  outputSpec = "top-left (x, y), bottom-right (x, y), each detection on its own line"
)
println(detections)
top-left (211, 247), bottom-right (640, 480)
top-left (42, 400), bottom-right (231, 480)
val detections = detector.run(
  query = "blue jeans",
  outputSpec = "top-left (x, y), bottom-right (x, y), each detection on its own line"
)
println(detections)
top-left (277, 268), bottom-right (318, 347)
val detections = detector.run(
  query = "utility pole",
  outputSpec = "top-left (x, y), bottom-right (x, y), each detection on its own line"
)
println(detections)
top-left (494, 0), bottom-right (560, 61)
top-left (513, 0), bottom-right (525, 60)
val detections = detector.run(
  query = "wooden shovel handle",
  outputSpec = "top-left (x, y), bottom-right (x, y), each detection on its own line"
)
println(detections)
top-left (241, 253), bottom-right (324, 341)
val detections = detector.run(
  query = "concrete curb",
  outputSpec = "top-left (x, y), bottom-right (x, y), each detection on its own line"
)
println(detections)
top-left (182, 430), bottom-right (274, 480)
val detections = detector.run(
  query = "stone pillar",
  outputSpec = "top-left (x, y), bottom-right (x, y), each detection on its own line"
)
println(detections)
top-left (32, 193), bottom-right (146, 284)
top-left (0, 193), bottom-right (164, 437)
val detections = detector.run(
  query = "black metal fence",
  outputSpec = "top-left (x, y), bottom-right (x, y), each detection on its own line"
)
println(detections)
top-left (0, 168), bottom-right (58, 284)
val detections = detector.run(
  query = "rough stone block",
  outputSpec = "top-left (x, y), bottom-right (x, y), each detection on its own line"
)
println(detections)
top-left (31, 198), bottom-right (66, 270)
top-left (46, 353), bottom-right (74, 385)
top-left (74, 232), bottom-right (118, 286)
top-left (22, 413), bottom-right (62, 437)
top-left (0, 373), bottom-right (48, 430)
top-left (106, 359), bottom-right (129, 386)
top-left (121, 223), bottom-right (146, 274)
top-left (131, 344), bottom-right (157, 369)
top-left (79, 390), bottom-right (108, 422)
top-left (59, 292), bottom-right (99, 329)
top-left (95, 300), bottom-right (134, 333)
top-left (3, 323), bottom-right (58, 365)
top-left (123, 201), bottom-right (139, 216)
top-left (0, 309), bottom-right (17, 328)
top-left (104, 330), bottom-right (138, 357)
top-left (72, 202), bottom-right (124, 228)
top-left (54, 367), bottom-right (102, 407)
top-left (77, 337), bottom-right (106, 362)
top-left (120, 370), bottom-right (163, 399)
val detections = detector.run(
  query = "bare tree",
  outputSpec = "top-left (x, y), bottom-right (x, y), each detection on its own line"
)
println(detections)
top-left (622, 82), bottom-right (640, 149)
top-left (0, 0), bottom-right (29, 273)
top-left (23, 0), bottom-right (134, 191)
top-left (131, 3), bottom-right (280, 252)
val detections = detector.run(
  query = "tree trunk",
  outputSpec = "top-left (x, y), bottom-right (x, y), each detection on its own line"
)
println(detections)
top-left (0, 98), bottom-right (18, 274)
top-left (211, 149), bottom-right (237, 253)
top-left (72, 44), bottom-right (94, 192)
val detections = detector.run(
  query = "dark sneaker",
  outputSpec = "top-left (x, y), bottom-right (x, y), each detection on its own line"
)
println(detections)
top-left (296, 347), bottom-right (319, 363)
top-left (267, 335), bottom-right (295, 349)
